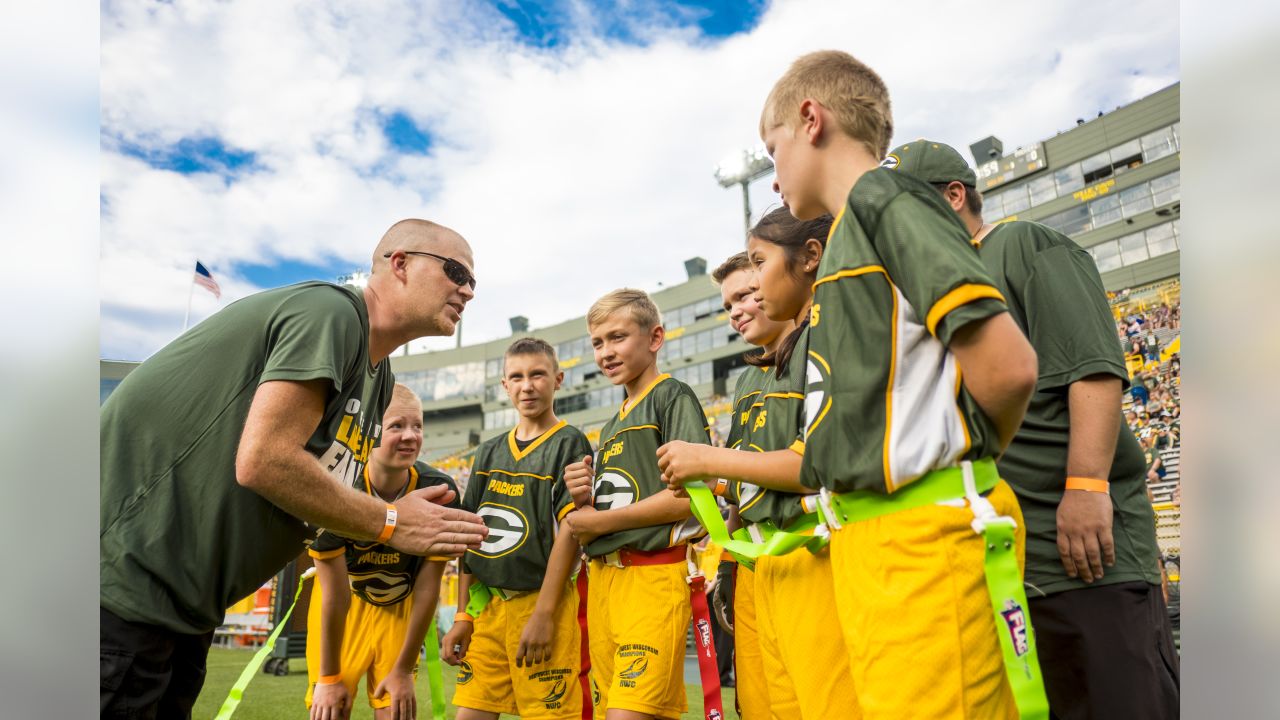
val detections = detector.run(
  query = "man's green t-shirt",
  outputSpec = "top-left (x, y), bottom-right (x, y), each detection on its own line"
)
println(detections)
top-left (461, 420), bottom-right (592, 591)
top-left (586, 374), bottom-right (710, 557)
top-left (801, 168), bottom-right (1008, 495)
top-left (977, 220), bottom-right (1161, 595)
top-left (100, 282), bottom-right (394, 634)
top-left (310, 462), bottom-right (460, 606)
top-left (730, 326), bottom-right (818, 531)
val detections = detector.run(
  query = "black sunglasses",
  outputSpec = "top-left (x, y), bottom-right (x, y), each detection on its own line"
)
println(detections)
top-left (385, 250), bottom-right (476, 290)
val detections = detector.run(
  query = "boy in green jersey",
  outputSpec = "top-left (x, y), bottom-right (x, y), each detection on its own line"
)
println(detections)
top-left (443, 338), bottom-right (593, 719)
top-left (306, 384), bottom-right (459, 720)
top-left (890, 138), bottom-right (1178, 719)
top-left (708, 251), bottom-right (794, 720)
top-left (562, 288), bottom-right (711, 720)
top-left (757, 50), bottom-right (1041, 719)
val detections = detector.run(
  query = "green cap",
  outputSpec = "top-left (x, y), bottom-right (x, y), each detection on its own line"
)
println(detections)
top-left (881, 139), bottom-right (977, 187)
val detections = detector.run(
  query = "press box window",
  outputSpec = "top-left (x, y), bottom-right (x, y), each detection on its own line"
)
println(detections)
top-left (1053, 164), bottom-right (1085, 195)
top-left (1109, 139), bottom-right (1144, 176)
top-left (1145, 222), bottom-right (1179, 257)
top-left (1091, 240), bottom-right (1122, 273)
top-left (1027, 174), bottom-right (1057, 207)
top-left (1118, 231), bottom-right (1150, 266)
top-left (1089, 194), bottom-right (1124, 229)
top-left (1043, 204), bottom-right (1092, 236)
top-left (1150, 171), bottom-right (1180, 207)
top-left (1001, 185), bottom-right (1030, 216)
top-left (1119, 182), bottom-right (1154, 218)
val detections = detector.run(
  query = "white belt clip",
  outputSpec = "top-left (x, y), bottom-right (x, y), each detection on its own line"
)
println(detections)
top-left (817, 487), bottom-right (844, 531)
top-left (962, 460), bottom-right (1016, 536)
top-left (685, 544), bottom-right (703, 584)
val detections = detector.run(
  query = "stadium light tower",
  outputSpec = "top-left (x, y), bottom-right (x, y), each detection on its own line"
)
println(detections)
top-left (714, 147), bottom-right (774, 236)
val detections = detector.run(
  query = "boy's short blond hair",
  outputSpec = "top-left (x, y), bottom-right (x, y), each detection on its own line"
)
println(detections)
top-left (388, 383), bottom-right (423, 413)
top-left (587, 288), bottom-right (662, 331)
top-left (760, 50), bottom-right (894, 160)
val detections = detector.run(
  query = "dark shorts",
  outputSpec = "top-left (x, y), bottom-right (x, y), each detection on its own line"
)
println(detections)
top-left (101, 607), bottom-right (214, 720)
top-left (1030, 581), bottom-right (1179, 720)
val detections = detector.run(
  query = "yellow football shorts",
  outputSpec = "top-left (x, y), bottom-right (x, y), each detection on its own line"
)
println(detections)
top-left (450, 582), bottom-right (584, 720)
top-left (828, 478), bottom-right (1027, 720)
top-left (304, 582), bottom-right (415, 710)
top-left (754, 547), bottom-right (860, 719)
top-left (732, 564), bottom-right (770, 720)
top-left (587, 559), bottom-right (690, 719)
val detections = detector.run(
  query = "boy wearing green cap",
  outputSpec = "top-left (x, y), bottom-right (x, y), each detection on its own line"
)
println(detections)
top-left (887, 138), bottom-right (1179, 719)
top-left (758, 49), bottom-right (1043, 719)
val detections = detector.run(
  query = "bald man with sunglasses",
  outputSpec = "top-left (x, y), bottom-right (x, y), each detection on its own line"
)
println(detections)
top-left (101, 219), bottom-right (489, 720)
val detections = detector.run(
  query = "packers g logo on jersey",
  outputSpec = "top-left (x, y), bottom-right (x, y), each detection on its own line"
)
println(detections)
top-left (805, 351), bottom-right (833, 440)
top-left (593, 470), bottom-right (638, 511)
top-left (347, 570), bottom-right (413, 606)
top-left (473, 502), bottom-right (529, 558)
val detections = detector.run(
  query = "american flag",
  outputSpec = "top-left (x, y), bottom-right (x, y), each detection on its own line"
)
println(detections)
top-left (194, 261), bottom-right (221, 299)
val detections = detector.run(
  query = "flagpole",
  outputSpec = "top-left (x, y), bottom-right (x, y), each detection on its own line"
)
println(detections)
top-left (183, 276), bottom-right (194, 333)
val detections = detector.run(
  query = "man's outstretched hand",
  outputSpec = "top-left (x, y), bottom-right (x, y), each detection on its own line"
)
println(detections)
top-left (387, 484), bottom-right (487, 557)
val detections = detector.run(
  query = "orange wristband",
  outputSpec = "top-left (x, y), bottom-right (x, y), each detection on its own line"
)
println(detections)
top-left (454, 612), bottom-right (474, 623)
top-left (375, 504), bottom-right (397, 544)
top-left (1065, 476), bottom-right (1110, 494)
top-left (711, 478), bottom-right (729, 497)
top-left (317, 673), bottom-right (343, 685)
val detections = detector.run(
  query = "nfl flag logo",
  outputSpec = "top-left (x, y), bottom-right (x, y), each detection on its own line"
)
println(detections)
top-left (1000, 599), bottom-right (1030, 657)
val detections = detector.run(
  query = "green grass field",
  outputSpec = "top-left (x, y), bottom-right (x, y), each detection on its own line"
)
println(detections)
top-left (193, 647), bottom-right (737, 719)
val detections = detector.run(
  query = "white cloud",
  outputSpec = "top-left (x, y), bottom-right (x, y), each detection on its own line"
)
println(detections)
top-left (101, 0), bottom-right (1179, 360)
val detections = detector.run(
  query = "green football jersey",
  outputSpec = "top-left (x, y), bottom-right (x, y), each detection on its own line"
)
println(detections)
top-left (101, 282), bottom-right (394, 633)
top-left (731, 327), bottom-right (819, 531)
top-left (726, 364), bottom-right (772, 450)
top-left (976, 220), bottom-right (1161, 594)
top-left (800, 168), bottom-right (1008, 495)
top-left (586, 374), bottom-right (711, 556)
top-left (310, 462), bottom-right (461, 606)
top-left (462, 420), bottom-right (592, 591)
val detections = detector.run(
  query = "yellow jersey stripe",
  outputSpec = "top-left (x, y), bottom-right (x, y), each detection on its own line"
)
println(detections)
top-left (507, 419), bottom-right (568, 462)
top-left (924, 283), bottom-right (1006, 337)
top-left (484, 468), bottom-right (554, 482)
top-left (598, 423), bottom-right (660, 450)
top-left (619, 373), bottom-right (671, 420)
top-left (308, 546), bottom-right (345, 560)
top-left (883, 282), bottom-right (899, 493)
top-left (812, 264), bottom-right (888, 291)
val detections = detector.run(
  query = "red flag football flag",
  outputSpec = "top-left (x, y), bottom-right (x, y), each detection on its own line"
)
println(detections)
top-left (194, 260), bottom-right (222, 299)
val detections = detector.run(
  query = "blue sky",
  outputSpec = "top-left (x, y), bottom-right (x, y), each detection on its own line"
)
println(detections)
top-left (100, 0), bottom-right (1179, 361)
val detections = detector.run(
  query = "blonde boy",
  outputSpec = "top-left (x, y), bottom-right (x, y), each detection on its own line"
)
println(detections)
top-left (305, 384), bottom-right (457, 720)
top-left (758, 50), bottom-right (1044, 719)
top-left (562, 289), bottom-right (711, 720)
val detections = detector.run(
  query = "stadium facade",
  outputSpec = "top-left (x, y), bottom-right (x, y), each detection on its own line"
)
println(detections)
top-left (100, 82), bottom-right (1180, 465)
